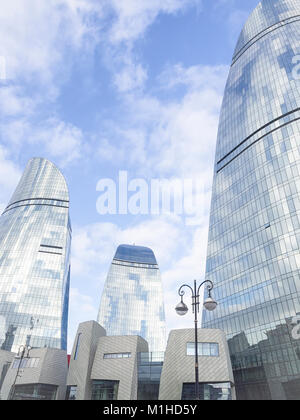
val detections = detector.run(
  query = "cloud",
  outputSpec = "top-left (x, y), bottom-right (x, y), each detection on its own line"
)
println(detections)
top-left (145, 87), bottom-right (222, 176)
top-left (100, 0), bottom-right (202, 95)
top-left (113, 58), bottom-right (148, 92)
top-left (0, 0), bottom-right (201, 96)
top-left (1, 117), bottom-right (85, 167)
top-left (0, 0), bottom-right (205, 168)
top-left (0, 0), bottom-right (104, 171)
top-left (33, 118), bottom-right (85, 167)
top-left (0, 0), bottom-right (226, 351)
top-left (69, 217), bottom-right (189, 349)
top-left (106, 0), bottom-right (202, 44)
top-left (68, 287), bottom-right (98, 352)
top-left (97, 138), bottom-right (126, 163)
top-left (71, 218), bottom-right (184, 279)
top-left (69, 217), bottom-right (210, 347)
top-left (0, 0), bottom-right (104, 85)
top-left (82, 62), bottom-right (228, 340)
top-left (0, 86), bottom-right (36, 118)
top-left (0, 146), bottom-right (21, 212)
top-left (163, 225), bottom-right (210, 327)
top-left (96, 63), bottom-right (228, 180)
top-left (159, 63), bottom-right (228, 91)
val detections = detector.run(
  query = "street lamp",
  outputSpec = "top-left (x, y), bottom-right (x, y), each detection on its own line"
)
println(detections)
top-left (175, 280), bottom-right (217, 400)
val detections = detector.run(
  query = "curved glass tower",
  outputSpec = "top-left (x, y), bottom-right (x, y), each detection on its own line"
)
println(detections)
top-left (97, 244), bottom-right (167, 352)
top-left (0, 158), bottom-right (71, 353)
top-left (203, 0), bottom-right (300, 400)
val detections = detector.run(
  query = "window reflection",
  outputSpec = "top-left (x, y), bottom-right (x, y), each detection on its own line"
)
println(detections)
top-left (203, 0), bottom-right (300, 400)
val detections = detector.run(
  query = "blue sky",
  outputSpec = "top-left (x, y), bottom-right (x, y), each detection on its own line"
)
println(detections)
top-left (0, 0), bottom-right (260, 352)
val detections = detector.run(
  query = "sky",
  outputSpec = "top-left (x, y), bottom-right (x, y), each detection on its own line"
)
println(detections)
top-left (0, 0), bottom-right (260, 352)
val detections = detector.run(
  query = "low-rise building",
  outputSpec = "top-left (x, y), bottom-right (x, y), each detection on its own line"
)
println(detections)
top-left (159, 329), bottom-right (235, 400)
top-left (0, 322), bottom-right (236, 401)
top-left (1, 347), bottom-right (68, 400)
top-left (0, 349), bottom-right (15, 398)
top-left (91, 335), bottom-right (148, 400)
top-left (66, 321), bottom-right (106, 400)
top-left (67, 321), bottom-right (235, 400)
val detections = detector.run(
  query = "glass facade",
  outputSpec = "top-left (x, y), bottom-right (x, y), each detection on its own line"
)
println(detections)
top-left (186, 342), bottom-right (219, 357)
top-left (0, 158), bottom-right (71, 353)
top-left (203, 0), bottom-right (300, 400)
top-left (11, 357), bottom-right (40, 369)
top-left (103, 352), bottom-right (131, 359)
top-left (181, 383), bottom-right (232, 401)
top-left (11, 383), bottom-right (58, 400)
top-left (137, 352), bottom-right (164, 400)
top-left (66, 385), bottom-right (77, 400)
top-left (97, 245), bottom-right (167, 352)
top-left (91, 380), bottom-right (119, 400)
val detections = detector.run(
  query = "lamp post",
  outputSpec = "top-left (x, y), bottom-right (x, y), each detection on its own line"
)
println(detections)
top-left (175, 279), bottom-right (217, 400)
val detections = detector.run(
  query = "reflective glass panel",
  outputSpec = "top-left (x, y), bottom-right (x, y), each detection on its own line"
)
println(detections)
top-left (98, 245), bottom-right (167, 352)
top-left (0, 158), bottom-right (71, 353)
top-left (203, 0), bottom-right (300, 400)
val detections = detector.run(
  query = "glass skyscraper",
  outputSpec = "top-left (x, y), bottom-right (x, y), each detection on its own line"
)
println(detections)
top-left (97, 245), bottom-right (167, 352)
top-left (0, 158), bottom-right (71, 353)
top-left (203, 0), bottom-right (300, 400)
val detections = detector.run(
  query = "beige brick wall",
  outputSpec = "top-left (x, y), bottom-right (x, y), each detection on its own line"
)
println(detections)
top-left (91, 335), bottom-right (148, 400)
top-left (159, 329), bottom-right (235, 400)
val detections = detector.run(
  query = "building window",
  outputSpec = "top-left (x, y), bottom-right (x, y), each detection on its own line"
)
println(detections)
top-left (12, 358), bottom-right (40, 369)
top-left (74, 333), bottom-right (82, 360)
top-left (11, 383), bottom-right (58, 400)
top-left (186, 342), bottom-right (219, 357)
top-left (137, 352), bottom-right (164, 400)
top-left (66, 385), bottom-right (77, 400)
top-left (128, 273), bottom-right (140, 281)
top-left (182, 382), bottom-right (232, 400)
top-left (103, 352), bottom-right (131, 359)
top-left (91, 380), bottom-right (119, 400)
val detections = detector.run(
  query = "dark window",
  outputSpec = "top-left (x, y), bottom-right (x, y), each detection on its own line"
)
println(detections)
top-left (182, 382), bottom-right (232, 400)
top-left (11, 383), bottom-right (58, 400)
top-left (12, 358), bottom-right (39, 369)
top-left (186, 342), bottom-right (219, 357)
top-left (91, 380), bottom-right (119, 400)
top-left (137, 352), bottom-right (164, 400)
top-left (103, 353), bottom-right (131, 359)
top-left (66, 385), bottom-right (77, 400)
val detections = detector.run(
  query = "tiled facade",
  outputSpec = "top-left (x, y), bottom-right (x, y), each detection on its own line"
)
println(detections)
top-left (159, 329), bottom-right (235, 400)
top-left (91, 335), bottom-right (148, 400)
top-left (67, 321), bottom-right (106, 400)
top-left (66, 322), bottom-right (234, 401)
top-left (0, 347), bottom-right (68, 400)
